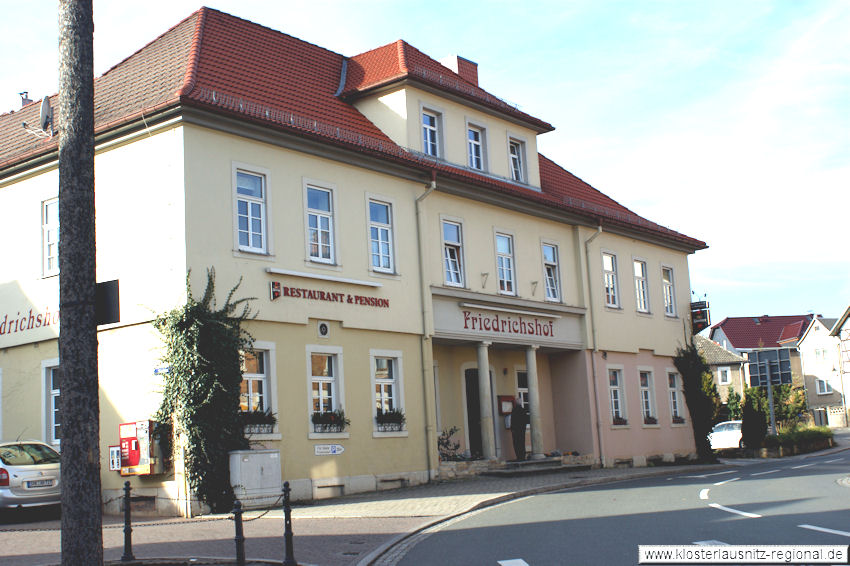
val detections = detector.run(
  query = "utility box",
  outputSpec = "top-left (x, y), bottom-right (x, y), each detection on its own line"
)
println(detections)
top-left (229, 449), bottom-right (281, 509)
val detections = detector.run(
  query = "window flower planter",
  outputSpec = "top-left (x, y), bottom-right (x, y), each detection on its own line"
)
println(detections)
top-left (375, 408), bottom-right (406, 432)
top-left (643, 416), bottom-right (658, 425)
top-left (312, 409), bottom-right (350, 433)
top-left (612, 416), bottom-right (628, 426)
top-left (672, 415), bottom-right (685, 424)
top-left (239, 408), bottom-right (277, 435)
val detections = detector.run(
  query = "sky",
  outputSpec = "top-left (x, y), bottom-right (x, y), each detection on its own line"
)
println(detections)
top-left (2, 0), bottom-right (848, 330)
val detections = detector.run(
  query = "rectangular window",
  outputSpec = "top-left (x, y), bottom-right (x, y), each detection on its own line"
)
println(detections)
top-left (42, 199), bottom-right (59, 276)
top-left (718, 367), bottom-right (731, 386)
top-left (422, 111), bottom-right (440, 157)
top-left (240, 350), bottom-right (268, 412)
top-left (603, 253), bottom-right (619, 307)
top-left (374, 357), bottom-right (396, 413)
top-left (311, 353), bottom-right (336, 415)
top-left (816, 379), bottom-right (833, 395)
top-left (639, 371), bottom-right (655, 422)
top-left (369, 200), bottom-right (394, 272)
top-left (542, 244), bottom-right (560, 301)
top-left (236, 171), bottom-right (266, 253)
top-left (509, 140), bottom-right (524, 182)
top-left (467, 126), bottom-right (484, 170)
top-left (442, 220), bottom-right (464, 286)
top-left (496, 233), bottom-right (515, 294)
top-left (668, 372), bottom-right (683, 421)
top-left (307, 186), bottom-right (334, 263)
top-left (634, 260), bottom-right (649, 313)
top-left (662, 267), bottom-right (676, 316)
top-left (517, 370), bottom-right (529, 409)
top-left (609, 369), bottom-right (626, 424)
top-left (48, 366), bottom-right (62, 444)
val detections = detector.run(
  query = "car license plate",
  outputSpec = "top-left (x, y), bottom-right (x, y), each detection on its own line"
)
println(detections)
top-left (26, 479), bottom-right (53, 488)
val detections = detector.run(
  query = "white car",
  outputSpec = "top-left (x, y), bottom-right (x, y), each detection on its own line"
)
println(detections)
top-left (708, 420), bottom-right (743, 450)
top-left (0, 441), bottom-right (61, 509)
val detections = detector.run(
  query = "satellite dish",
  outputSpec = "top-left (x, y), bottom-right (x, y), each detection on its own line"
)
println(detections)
top-left (39, 97), bottom-right (53, 132)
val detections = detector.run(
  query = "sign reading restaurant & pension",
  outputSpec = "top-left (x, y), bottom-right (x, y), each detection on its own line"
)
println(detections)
top-left (270, 281), bottom-right (389, 308)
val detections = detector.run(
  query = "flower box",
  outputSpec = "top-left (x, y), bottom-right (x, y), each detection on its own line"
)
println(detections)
top-left (643, 416), bottom-right (658, 425)
top-left (612, 416), bottom-right (628, 426)
top-left (312, 409), bottom-right (349, 433)
top-left (375, 408), bottom-right (405, 432)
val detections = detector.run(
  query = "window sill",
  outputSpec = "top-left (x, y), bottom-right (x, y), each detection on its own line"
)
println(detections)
top-left (671, 422), bottom-right (688, 428)
top-left (610, 424), bottom-right (630, 430)
top-left (372, 430), bottom-right (409, 438)
top-left (664, 314), bottom-right (679, 320)
top-left (308, 432), bottom-right (350, 440)
top-left (605, 305), bottom-right (623, 311)
top-left (641, 423), bottom-right (661, 429)
top-left (636, 310), bottom-right (653, 318)
top-left (234, 248), bottom-right (273, 259)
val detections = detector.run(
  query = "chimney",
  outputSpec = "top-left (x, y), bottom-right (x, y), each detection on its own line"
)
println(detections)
top-left (19, 91), bottom-right (33, 107)
top-left (440, 55), bottom-right (478, 86)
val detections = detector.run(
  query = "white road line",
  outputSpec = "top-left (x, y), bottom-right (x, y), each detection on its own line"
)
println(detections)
top-left (791, 463), bottom-right (815, 469)
top-left (798, 524), bottom-right (850, 538)
top-left (713, 477), bottom-right (739, 486)
top-left (824, 458), bottom-right (843, 463)
top-left (683, 470), bottom-right (735, 479)
top-left (699, 488), bottom-right (710, 500)
top-left (751, 469), bottom-right (779, 476)
top-left (498, 560), bottom-right (530, 566)
top-left (709, 503), bottom-right (762, 518)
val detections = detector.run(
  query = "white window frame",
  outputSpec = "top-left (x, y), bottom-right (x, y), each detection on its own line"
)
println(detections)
top-left (306, 344), bottom-right (346, 438)
top-left (41, 358), bottom-right (61, 446)
top-left (441, 217), bottom-right (466, 287)
top-left (422, 108), bottom-right (442, 157)
top-left (367, 198), bottom-right (394, 273)
top-left (718, 366), bottom-right (731, 386)
top-left (602, 251), bottom-right (620, 308)
top-left (233, 164), bottom-right (270, 255)
top-left (508, 138), bottom-right (525, 182)
top-left (816, 378), bottom-right (833, 395)
top-left (668, 370), bottom-right (684, 423)
top-left (633, 258), bottom-right (650, 313)
top-left (541, 242), bottom-right (561, 302)
top-left (241, 341), bottom-right (279, 436)
top-left (370, 349), bottom-right (407, 437)
top-left (304, 182), bottom-right (337, 264)
top-left (466, 123), bottom-right (486, 171)
top-left (495, 232), bottom-right (516, 295)
top-left (42, 198), bottom-right (59, 276)
top-left (661, 265), bottom-right (676, 317)
top-left (608, 366), bottom-right (627, 425)
top-left (516, 369), bottom-right (529, 409)
top-left (639, 369), bottom-right (656, 423)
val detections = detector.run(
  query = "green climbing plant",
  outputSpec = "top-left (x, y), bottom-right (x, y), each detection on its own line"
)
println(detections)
top-left (673, 341), bottom-right (721, 462)
top-left (154, 268), bottom-right (255, 512)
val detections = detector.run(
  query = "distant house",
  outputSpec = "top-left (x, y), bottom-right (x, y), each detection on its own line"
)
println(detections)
top-left (709, 315), bottom-right (814, 389)
top-left (798, 317), bottom-right (844, 426)
top-left (829, 306), bottom-right (850, 426)
top-left (694, 335), bottom-right (746, 407)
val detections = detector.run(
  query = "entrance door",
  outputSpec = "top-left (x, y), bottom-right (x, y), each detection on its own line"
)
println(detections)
top-left (464, 369), bottom-right (483, 459)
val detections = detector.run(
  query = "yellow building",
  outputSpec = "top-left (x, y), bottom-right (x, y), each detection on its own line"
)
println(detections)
top-left (0, 8), bottom-right (706, 515)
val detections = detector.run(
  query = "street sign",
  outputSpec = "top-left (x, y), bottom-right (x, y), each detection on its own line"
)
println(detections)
top-left (314, 444), bottom-right (345, 456)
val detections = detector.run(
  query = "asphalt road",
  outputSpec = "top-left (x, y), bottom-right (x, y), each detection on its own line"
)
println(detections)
top-left (396, 452), bottom-right (850, 565)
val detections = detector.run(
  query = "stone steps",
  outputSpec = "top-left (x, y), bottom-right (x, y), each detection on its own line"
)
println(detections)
top-left (481, 457), bottom-right (592, 478)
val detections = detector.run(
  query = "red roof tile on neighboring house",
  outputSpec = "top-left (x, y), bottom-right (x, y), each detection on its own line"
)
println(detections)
top-left (710, 315), bottom-right (813, 349)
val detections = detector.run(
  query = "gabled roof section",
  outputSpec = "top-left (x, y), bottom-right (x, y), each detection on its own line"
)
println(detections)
top-left (799, 316), bottom-right (839, 345)
top-left (831, 306), bottom-right (850, 337)
top-left (694, 335), bottom-right (746, 366)
top-left (710, 315), bottom-right (813, 350)
top-left (342, 40), bottom-right (554, 133)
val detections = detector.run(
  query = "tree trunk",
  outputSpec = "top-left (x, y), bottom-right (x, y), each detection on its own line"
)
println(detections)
top-left (58, 1), bottom-right (103, 564)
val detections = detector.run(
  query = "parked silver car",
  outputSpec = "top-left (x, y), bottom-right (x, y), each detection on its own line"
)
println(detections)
top-left (0, 441), bottom-right (61, 508)
top-left (708, 420), bottom-right (743, 450)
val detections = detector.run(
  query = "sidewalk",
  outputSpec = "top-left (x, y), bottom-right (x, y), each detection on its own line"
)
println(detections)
top-left (2, 435), bottom-right (846, 566)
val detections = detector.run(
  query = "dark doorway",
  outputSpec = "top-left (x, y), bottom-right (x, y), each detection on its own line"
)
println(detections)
top-left (464, 368), bottom-right (482, 459)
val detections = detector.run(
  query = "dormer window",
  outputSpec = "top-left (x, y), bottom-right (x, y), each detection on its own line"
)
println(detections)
top-left (509, 139), bottom-right (525, 182)
top-left (467, 126), bottom-right (484, 170)
top-left (422, 110), bottom-right (440, 157)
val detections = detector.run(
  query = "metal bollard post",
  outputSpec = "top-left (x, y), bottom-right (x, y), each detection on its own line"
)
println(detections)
top-left (282, 481), bottom-right (297, 566)
top-left (233, 500), bottom-right (246, 566)
top-left (121, 481), bottom-right (135, 562)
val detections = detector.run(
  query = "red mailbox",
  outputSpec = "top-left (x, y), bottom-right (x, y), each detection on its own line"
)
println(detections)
top-left (119, 420), bottom-right (155, 476)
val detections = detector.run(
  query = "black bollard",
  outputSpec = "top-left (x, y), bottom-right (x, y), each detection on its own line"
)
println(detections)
top-left (282, 481), bottom-right (297, 566)
top-left (233, 500), bottom-right (246, 566)
top-left (121, 481), bottom-right (135, 562)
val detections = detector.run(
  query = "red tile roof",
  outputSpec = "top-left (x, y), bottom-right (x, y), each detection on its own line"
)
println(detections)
top-left (0, 7), bottom-right (706, 252)
top-left (342, 40), bottom-right (554, 133)
top-left (710, 315), bottom-right (814, 349)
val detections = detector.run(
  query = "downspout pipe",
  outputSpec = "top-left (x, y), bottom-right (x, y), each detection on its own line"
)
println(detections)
top-left (583, 223), bottom-right (604, 466)
top-left (416, 171), bottom-right (438, 480)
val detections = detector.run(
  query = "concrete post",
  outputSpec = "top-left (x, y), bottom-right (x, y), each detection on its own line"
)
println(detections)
top-left (477, 341), bottom-right (496, 460)
top-left (526, 345), bottom-right (545, 459)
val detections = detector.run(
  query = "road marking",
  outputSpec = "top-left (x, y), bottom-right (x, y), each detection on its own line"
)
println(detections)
top-left (699, 488), bottom-right (710, 500)
top-left (824, 458), bottom-right (842, 463)
top-left (713, 477), bottom-right (739, 486)
top-left (683, 470), bottom-right (735, 479)
top-left (751, 469), bottom-right (779, 476)
top-left (693, 540), bottom-right (729, 545)
top-left (798, 524), bottom-right (850, 538)
top-left (791, 463), bottom-right (815, 469)
top-left (709, 503), bottom-right (762, 518)
top-left (498, 560), bottom-right (530, 566)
